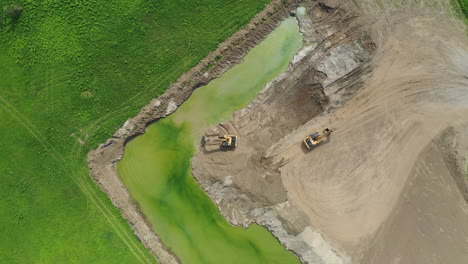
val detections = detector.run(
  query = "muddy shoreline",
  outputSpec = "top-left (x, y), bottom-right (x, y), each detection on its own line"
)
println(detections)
top-left (87, 0), bottom-right (305, 263)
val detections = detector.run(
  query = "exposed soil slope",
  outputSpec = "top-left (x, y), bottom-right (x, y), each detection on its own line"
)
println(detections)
top-left (192, 0), bottom-right (468, 263)
top-left (362, 138), bottom-right (468, 264)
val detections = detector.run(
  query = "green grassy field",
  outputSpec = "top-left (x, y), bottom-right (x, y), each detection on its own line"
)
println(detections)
top-left (458, 0), bottom-right (468, 16)
top-left (0, 0), bottom-right (270, 263)
top-left (452, 0), bottom-right (468, 23)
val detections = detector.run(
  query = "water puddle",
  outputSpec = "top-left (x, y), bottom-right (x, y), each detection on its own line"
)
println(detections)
top-left (118, 17), bottom-right (302, 264)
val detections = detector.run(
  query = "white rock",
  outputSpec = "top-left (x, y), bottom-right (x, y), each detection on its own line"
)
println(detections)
top-left (153, 99), bottom-right (161, 108)
top-left (299, 227), bottom-right (349, 264)
top-left (166, 100), bottom-right (178, 115)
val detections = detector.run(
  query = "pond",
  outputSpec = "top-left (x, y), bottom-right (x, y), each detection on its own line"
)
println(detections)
top-left (117, 16), bottom-right (302, 264)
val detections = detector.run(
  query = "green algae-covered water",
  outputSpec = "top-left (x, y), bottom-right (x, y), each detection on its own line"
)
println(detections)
top-left (118, 17), bottom-right (302, 264)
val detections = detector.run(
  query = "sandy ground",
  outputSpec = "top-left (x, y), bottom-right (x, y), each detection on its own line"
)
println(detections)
top-left (361, 141), bottom-right (468, 264)
top-left (193, 0), bottom-right (468, 263)
top-left (276, 1), bottom-right (468, 257)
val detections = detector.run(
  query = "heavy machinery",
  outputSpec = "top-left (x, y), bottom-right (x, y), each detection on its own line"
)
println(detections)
top-left (303, 128), bottom-right (334, 149)
top-left (203, 135), bottom-right (238, 148)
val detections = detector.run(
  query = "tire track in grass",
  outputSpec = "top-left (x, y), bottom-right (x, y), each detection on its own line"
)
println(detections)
top-left (78, 68), bottom-right (185, 139)
top-left (0, 97), bottom-right (150, 263)
top-left (0, 96), bottom-right (152, 264)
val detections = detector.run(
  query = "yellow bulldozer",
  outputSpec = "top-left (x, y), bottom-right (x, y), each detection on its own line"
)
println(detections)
top-left (303, 128), bottom-right (334, 149)
top-left (203, 135), bottom-right (238, 148)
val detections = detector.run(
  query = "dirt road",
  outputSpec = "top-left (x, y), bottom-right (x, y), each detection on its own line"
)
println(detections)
top-left (193, 1), bottom-right (468, 263)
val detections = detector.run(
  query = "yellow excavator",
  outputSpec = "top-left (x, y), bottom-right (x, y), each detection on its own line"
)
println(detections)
top-left (203, 135), bottom-right (238, 148)
top-left (303, 128), bottom-right (334, 149)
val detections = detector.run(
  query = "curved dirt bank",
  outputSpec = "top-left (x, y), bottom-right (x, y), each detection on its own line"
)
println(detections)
top-left (192, 0), bottom-right (468, 263)
top-left (362, 125), bottom-right (468, 263)
top-left (87, 1), bottom-right (305, 263)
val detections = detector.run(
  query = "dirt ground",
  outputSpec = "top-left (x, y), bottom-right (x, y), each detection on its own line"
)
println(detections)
top-left (361, 141), bottom-right (468, 264)
top-left (192, 0), bottom-right (468, 263)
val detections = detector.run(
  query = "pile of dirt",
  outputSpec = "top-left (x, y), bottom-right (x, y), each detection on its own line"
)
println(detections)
top-left (192, 0), bottom-right (468, 263)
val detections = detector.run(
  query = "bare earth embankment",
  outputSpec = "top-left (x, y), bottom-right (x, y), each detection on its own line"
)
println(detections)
top-left (193, 1), bottom-right (468, 263)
